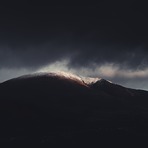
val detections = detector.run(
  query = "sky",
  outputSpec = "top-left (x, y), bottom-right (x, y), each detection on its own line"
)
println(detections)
top-left (0, 2), bottom-right (148, 90)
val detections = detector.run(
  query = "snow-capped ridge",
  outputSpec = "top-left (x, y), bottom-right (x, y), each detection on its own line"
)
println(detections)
top-left (8, 71), bottom-right (113, 86)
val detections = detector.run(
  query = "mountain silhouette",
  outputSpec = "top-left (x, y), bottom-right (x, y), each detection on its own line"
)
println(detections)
top-left (0, 72), bottom-right (148, 146)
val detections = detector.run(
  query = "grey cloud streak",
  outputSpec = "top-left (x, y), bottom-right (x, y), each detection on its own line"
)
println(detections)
top-left (0, 42), bottom-right (148, 69)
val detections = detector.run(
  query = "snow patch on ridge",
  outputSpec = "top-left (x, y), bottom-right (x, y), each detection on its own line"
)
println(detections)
top-left (81, 77), bottom-right (101, 85)
top-left (49, 71), bottom-right (82, 82)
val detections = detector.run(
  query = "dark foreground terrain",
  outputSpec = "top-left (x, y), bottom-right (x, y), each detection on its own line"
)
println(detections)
top-left (0, 72), bottom-right (148, 146)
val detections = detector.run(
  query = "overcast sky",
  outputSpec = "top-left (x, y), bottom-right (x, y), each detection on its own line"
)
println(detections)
top-left (0, 2), bottom-right (148, 90)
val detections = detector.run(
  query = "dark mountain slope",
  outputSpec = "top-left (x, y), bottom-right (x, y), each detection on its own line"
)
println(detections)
top-left (0, 72), bottom-right (148, 145)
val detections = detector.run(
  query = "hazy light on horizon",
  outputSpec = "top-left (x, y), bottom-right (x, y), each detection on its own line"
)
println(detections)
top-left (1, 59), bottom-right (148, 90)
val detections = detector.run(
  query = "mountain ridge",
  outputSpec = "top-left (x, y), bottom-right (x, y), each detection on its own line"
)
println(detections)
top-left (1, 71), bottom-right (115, 87)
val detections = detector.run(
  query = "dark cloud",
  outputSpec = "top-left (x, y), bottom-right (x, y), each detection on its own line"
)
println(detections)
top-left (1, 41), bottom-right (148, 71)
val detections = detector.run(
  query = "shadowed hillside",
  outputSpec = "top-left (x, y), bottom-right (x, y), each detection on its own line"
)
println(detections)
top-left (0, 72), bottom-right (148, 146)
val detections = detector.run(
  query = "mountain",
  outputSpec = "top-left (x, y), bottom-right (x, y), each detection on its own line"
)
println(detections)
top-left (0, 72), bottom-right (148, 146)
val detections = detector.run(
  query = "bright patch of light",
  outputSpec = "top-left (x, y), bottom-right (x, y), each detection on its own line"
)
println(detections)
top-left (36, 59), bottom-right (70, 73)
